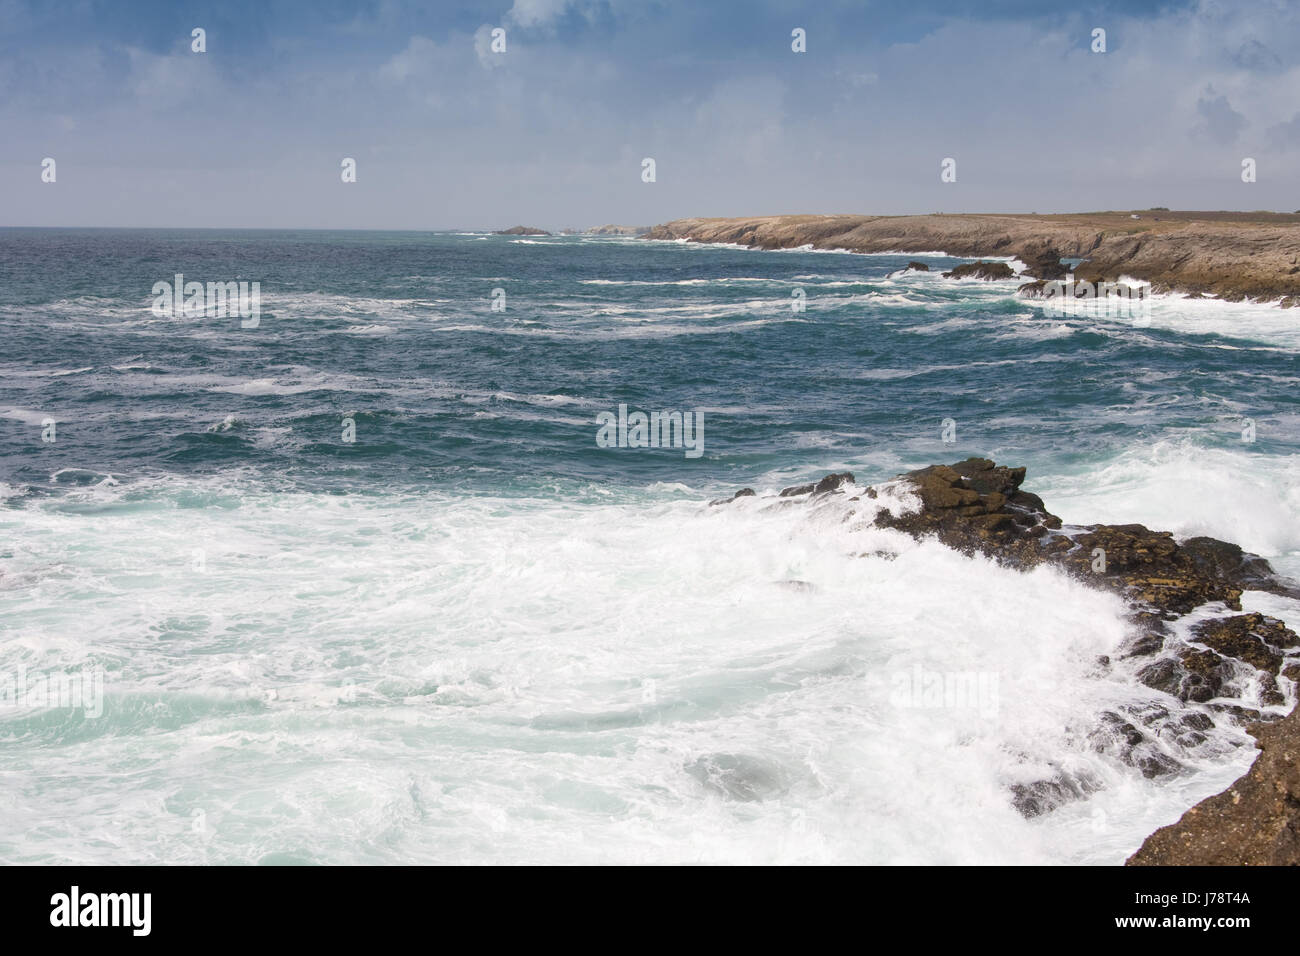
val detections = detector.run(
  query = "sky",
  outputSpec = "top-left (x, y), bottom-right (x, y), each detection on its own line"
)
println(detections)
top-left (2, 0), bottom-right (1298, 229)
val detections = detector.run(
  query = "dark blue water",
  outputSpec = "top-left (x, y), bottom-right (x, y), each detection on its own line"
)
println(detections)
top-left (4, 229), bottom-right (1296, 497)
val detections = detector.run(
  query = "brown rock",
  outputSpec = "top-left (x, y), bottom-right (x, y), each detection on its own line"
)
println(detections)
top-left (1127, 705), bottom-right (1300, 865)
top-left (779, 472), bottom-right (855, 498)
top-left (715, 458), bottom-right (1300, 846)
top-left (644, 212), bottom-right (1300, 302)
top-left (942, 261), bottom-right (1016, 280)
top-left (1191, 614), bottom-right (1288, 675)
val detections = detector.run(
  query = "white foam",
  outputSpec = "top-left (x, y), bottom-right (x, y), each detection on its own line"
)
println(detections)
top-left (0, 476), bottom-right (1271, 864)
top-left (1034, 439), bottom-right (1300, 558)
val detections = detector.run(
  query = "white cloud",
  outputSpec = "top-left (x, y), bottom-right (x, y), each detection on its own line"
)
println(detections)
top-left (506, 0), bottom-right (573, 29)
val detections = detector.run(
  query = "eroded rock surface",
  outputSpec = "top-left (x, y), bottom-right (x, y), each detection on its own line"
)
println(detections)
top-left (1128, 705), bottom-right (1300, 865)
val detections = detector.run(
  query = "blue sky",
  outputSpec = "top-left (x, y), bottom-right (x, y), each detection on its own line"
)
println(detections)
top-left (2, 0), bottom-right (1298, 228)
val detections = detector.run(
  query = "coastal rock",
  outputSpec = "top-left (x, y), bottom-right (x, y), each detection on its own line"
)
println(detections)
top-left (644, 212), bottom-right (1300, 302)
top-left (709, 488), bottom-right (755, 506)
top-left (1136, 649), bottom-right (1230, 703)
top-left (904, 261), bottom-right (929, 272)
top-left (714, 457), bottom-right (1300, 847)
top-left (1178, 538), bottom-right (1299, 599)
top-left (864, 458), bottom-right (1298, 619)
top-left (1011, 769), bottom-right (1102, 817)
top-left (1191, 613), bottom-right (1293, 673)
top-left (1127, 704), bottom-right (1300, 865)
top-left (942, 261), bottom-right (1016, 280)
top-left (1090, 710), bottom-right (1182, 779)
top-left (494, 226), bottom-right (551, 236)
top-left (1020, 248), bottom-right (1071, 280)
top-left (779, 472), bottom-right (855, 498)
top-left (715, 458), bottom-right (1299, 679)
top-left (1017, 277), bottom-right (1147, 302)
top-left (872, 459), bottom-right (1064, 569)
top-left (585, 224), bottom-right (650, 236)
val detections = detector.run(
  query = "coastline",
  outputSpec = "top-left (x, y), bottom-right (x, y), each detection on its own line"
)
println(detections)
top-left (1127, 705), bottom-right (1300, 865)
top-left (712, 462), bottom-right (1300, 863)
top-left (642, 212), bottom-right (1300, 304)
top-left (654, 216), bottom-right (1300, 862)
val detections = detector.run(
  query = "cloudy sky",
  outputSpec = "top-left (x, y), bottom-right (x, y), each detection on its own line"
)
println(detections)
top-left (2, 0), bottom-right (1298, 229)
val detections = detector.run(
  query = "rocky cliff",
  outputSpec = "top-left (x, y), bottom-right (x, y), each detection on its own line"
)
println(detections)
top-left (644, 212), bottom-right (1300, 303)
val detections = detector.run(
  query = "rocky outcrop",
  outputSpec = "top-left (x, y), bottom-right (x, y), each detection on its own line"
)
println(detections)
top-left (888, 261), bottom-right (932, 278)
top-left (942, 261), bottom-right (1016, 280)
top-left (861, 458), bottom-right (1299, 615)
top-left (495, 226), bottom-right (551, 236)
top-left (1127, 704), bottom-right (1300, 865)
top-left (1017, 277), bottom-right (1148, 305)
top-left (585, 224), bottom-right (650, 236)
top-left (644, 212), bottom-right (1300, 302)
top-left (748, 456), bottom-right (1300, 617)
top-left (717, 458), bottom-right (1300, 854)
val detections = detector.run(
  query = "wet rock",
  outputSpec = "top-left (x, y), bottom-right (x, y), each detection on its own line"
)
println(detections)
top-left (872, 459), bottom-right (1062, 568)
top-left (1209, 703), bottom-right (1266, 723)
top-left (731, 459), bottom-right (1294, 668)
top-left (715, 457), bottom-right (1300, 843)
top-left (904, 260), bottom-right (930, 272)
top-left (1121, 613), bottom-right (1169, 657)
top-left (1128, 704), bottom-right (1300, 865)
top-left (1136, 657), bottom-right (1212, 702)
top-left (1010, 769), bottom-right (1103, 817)
top-left (710, 487), bottom-right (755, 506)
top-left (1089, 710), bottom-right (1181, 776)
top-left (1021, 249), bottom-right (1071, 281)
top-left (779, 472), bottom-right (854, 498)
top-left (942, 260), bottom-right (1016, 280)
top-left (1179, 538), bottom-right (1300, 599)
top-left (1260, 674), bottom-right (1286, 707)
top-left (1190, 614), bottom-right (1288, 675)
top-left (839, 458), bottom-right (1296, 623)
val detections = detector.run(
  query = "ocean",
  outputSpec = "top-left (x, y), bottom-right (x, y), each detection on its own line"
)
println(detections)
top-left (1, 228), bottom-right (1298, 864)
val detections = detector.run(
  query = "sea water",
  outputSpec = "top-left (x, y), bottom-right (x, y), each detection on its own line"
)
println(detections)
top-left (1, 229), bottom-right (1297, 864)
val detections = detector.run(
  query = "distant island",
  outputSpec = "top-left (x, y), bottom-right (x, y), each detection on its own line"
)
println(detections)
top-left (643, 212), bottom-right (1300, 305)
top-left (585, 224), bottom-right (651, 236)
top-left (492, 224), bottom-right (650, 237)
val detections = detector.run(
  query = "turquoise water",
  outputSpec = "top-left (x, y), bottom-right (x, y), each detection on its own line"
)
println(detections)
top-left (2, 229), bottom-right (1298, 863)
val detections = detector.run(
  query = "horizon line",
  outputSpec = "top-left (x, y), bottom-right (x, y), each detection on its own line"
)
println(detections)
top-left (4, 208), bottom-right (1300, 232)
